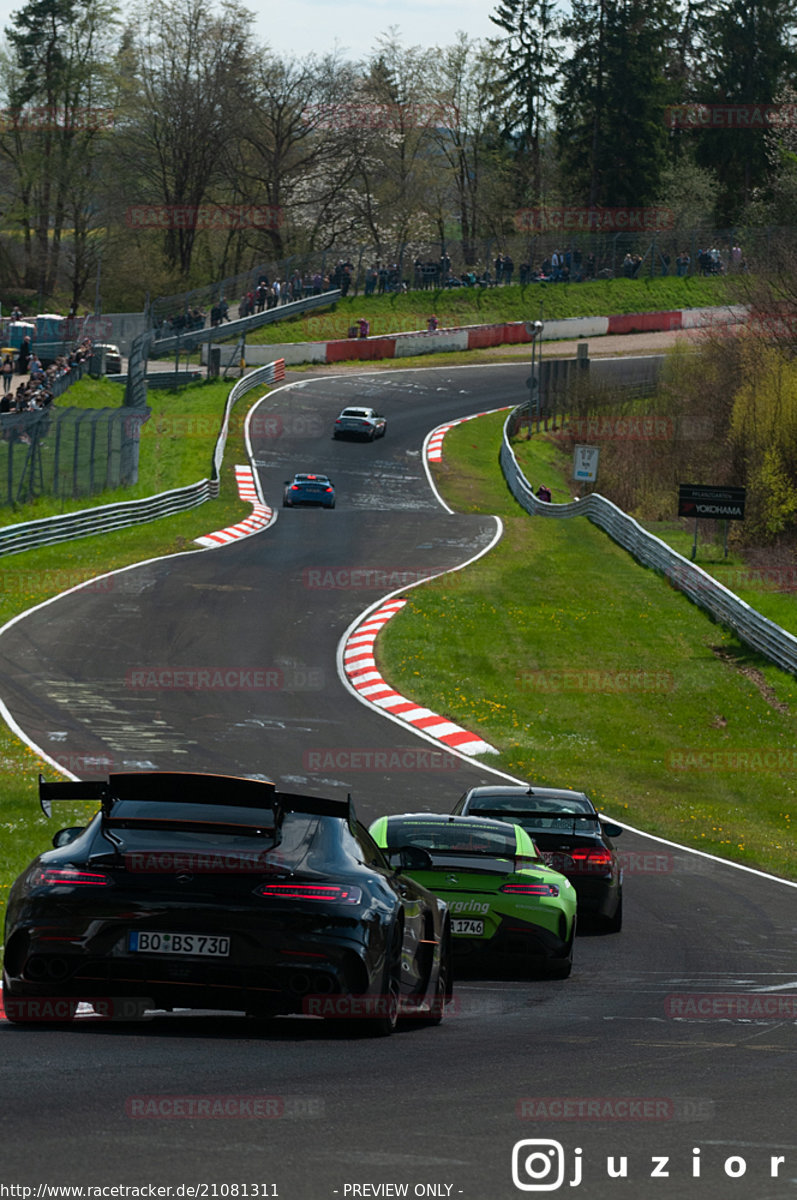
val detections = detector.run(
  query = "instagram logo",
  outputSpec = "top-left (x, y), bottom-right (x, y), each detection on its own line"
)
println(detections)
top-left (512, 1141), bottom-right (581, 1191)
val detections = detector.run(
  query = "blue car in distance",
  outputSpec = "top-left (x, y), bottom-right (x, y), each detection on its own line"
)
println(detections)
top-left (282, 473), bottom-right (336, 509)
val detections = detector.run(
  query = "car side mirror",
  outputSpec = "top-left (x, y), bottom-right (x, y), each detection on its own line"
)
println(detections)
top-left (388, 845), bottom-right (433, 871)
top-left (600, 821), bottom-right (623, 838)
top-left (52, 826), bottom-right (85, 848)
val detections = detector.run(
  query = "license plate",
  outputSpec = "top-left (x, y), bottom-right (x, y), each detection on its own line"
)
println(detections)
top-left (128, 932), bottom-right (230, 957)
top-left (452, 919), bottom-right (484, 936)
top-left (540, 851), bottom-right (575, 872)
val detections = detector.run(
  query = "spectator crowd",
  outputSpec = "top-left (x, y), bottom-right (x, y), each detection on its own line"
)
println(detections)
top-left (0, 325), bottom-right (94, 416)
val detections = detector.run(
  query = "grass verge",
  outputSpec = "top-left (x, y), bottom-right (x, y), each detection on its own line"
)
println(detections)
top-left (509, 426), bottom-right (797, 639)
top-left (0, 383), bottom-right (261, 917)
top-left (241, 276), bottom-right (738, 345)
top-left (377, 410), bottom-right (797, 880)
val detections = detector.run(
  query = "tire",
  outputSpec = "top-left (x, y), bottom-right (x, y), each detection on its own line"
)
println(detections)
top-left (544, 919), bottom-right (575, 979)
top-left (604, 890), bottom-right (623, 933)
top-left (418, 922), bottom-right (452, 1026)
top-left (365, 920), bottom-right (403, 1037)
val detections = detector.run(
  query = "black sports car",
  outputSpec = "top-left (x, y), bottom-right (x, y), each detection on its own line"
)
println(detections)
top-left (3, 772), bottom-right (452, 1034)
top-left (453, 784), bottom-right (624, 931)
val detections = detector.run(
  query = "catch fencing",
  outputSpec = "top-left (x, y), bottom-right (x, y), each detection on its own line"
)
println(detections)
top-left (0, 358), bottom-right (285, 557)
top-left (500, 408), bottom-right (797, 678)
top-left (0, 404), bottom-right (150, 508)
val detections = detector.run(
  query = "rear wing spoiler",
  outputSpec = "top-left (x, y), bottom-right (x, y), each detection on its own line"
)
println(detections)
top-left (38, 772), bottom-right (352, 823)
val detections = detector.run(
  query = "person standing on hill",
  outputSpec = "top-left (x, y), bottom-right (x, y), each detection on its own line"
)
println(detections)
top-left (1, 354), bottom-right (13, 393)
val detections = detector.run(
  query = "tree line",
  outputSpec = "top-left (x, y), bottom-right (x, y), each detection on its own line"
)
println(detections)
top-left (0, 0), bottom-right (796, 311)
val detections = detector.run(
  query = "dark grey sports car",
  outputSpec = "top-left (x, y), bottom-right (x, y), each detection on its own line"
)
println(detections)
top-left (3, 772), bottom-right (452, 1034)
top-left (453, 784), bottom-right (624, 932)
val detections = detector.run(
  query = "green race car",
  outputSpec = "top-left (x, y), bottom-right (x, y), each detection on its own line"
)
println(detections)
top-left (369, 813), bottom-right (577, 978)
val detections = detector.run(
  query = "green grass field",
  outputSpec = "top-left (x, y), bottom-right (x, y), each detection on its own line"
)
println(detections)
top-left (244, 275), bottom-right (738, 345)
top-left (378, 411), bottom-right (797, 880)
top-left (509, 426), bottom-right (797, 639)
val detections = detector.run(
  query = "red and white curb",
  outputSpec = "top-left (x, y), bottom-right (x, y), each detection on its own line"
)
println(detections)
top-left (195, 465), bottom-right (274, 547)
top-left (426, 410), bottom-right (501, 462)
top-left (343, 599), bottom-right (497, 756)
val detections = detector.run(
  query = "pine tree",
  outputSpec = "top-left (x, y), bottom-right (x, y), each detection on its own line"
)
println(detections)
top-left (489, 0), bottom-right (560, 204)
top-left (556, 0), bottom-right (673, 208)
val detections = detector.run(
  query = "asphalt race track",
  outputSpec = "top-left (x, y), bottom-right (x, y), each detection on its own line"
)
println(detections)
top-left (2, 362), bottom-right (797, 1200)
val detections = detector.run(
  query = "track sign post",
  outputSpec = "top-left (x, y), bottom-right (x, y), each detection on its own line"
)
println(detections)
top-left (573, 444), bottom-right (600, 482)
top-left (678, 483), bottom-right (746, 560)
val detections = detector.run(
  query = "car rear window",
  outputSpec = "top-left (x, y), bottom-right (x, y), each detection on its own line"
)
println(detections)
top-left (387, 818), bottom-right (517, 858)
top-left (471, 794), bottom-right (596, 816)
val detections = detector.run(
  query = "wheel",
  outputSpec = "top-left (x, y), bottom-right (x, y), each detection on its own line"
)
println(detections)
top-left (544, 919), bottom-right (575, 979)
top-left (419, 921), bottom-right (452, 1026)
top-left (604, 890), bottom-right (623, 933)
top-left (366, 920), bottom-right (403, 1037)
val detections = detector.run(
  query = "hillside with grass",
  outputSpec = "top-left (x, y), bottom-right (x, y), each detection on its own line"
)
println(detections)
top-left (244, 275), bottom-right (739, 344)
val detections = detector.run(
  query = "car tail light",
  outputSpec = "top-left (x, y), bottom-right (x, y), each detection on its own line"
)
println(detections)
top-left (254, 883), bottom-right (362, 904)
top-left (325, 487), bottom-right (333, 493)
top-left (568, 848), bottom-right (614, 874)
top-left (290, 485), bottom-right (299, 490)
top-left (500, 881), bottom-right (560, 897)
top-left (34, 867), bottom-right (113, 887)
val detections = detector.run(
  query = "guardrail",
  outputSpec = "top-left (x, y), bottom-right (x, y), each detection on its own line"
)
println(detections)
top-left (150, 290), bottom-right (342, 357)
top-left (0, 358), bottom-right (285, 558)
top-left (501, 407), bottom-right (797, 678)
top-left (0, 479), bottom-right (213, 558)
top-left (209, 359), bottom-right (285, 496)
